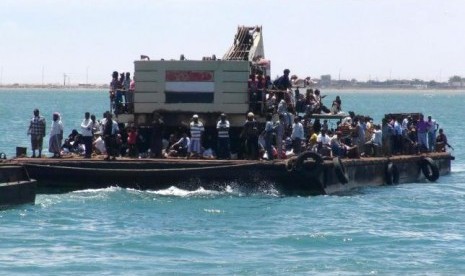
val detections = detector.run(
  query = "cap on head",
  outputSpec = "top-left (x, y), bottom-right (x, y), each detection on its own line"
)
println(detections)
top-left (193, 114), bottom-right (199, 119)
top-left (247, 112), bottom-right (254, 118)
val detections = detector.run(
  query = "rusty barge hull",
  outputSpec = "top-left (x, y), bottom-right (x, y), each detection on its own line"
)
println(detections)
top-left (6, 152), bottom-right (453, 195)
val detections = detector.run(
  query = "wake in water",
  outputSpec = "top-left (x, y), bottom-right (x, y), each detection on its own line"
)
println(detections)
top-left (146, 181), bottom-right (281, 198)
top-left (50, 181), bottom-right (282, 199)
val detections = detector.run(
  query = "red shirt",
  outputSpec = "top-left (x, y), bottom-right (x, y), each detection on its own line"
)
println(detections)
top-left (127, 131), bottom-right (137, 145)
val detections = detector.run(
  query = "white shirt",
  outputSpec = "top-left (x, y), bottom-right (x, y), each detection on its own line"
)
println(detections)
top-left (291, 122), bottom-right (304, 140)
top-left (81, 118), bottom-right (93, 137)
top-left (317, 133), bottom-right (331, 145)
top-left (216, 120), bottom-right (230, 138)
top-left (371, 129), bottom-right (383, 146)
top-left (94, 136), bottom-right (106, 154)
top-left (190, 121), bottom-right (204, 140)
top-left (50, 120), bottom-right (64, 136)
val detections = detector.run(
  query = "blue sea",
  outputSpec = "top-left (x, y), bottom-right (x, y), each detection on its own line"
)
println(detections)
top-left (0, 88), bottom-right (464, 275)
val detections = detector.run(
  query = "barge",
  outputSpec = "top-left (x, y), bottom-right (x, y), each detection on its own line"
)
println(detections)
top-left (4, 25), bottom-right (454, 196)
top-left (5, 152), bottom-right (453, 195)
top-left (0, 165), bottom-right (36, 207)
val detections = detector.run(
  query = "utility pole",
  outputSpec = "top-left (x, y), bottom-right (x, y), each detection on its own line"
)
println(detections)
top-left (86, 66), bottom-right (89, 86)
top-left (63, 73), bottom-right (67, 86)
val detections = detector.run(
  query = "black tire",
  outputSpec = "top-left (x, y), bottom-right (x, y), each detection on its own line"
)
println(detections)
top-left (333, 157), bottom-right (349, 184)
top-left (285, 157), bottom-right (297, 172)
top-left (385, 162), bottom-right (400, 185)
top-left (0, 152), bottom-right (6, 160)
top-left (295, 151), bottom-right (323, 178)
top-left (420, 157), bottom-right (439, 182)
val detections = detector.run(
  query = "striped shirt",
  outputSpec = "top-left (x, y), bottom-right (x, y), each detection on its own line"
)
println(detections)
top-left (190, 121), bottom-right (204, 139)
top-left (217, 120), bottom-right (230, 138)
top-left (30, 116), bottom-right (46, 136)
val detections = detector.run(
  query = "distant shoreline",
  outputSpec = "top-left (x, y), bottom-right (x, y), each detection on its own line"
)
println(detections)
top-left (0, 85), bottom-right (464, 94)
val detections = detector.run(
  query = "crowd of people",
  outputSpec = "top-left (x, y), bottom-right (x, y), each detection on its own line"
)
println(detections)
top-left (109, 71), bottom-right (135, 115)
top-left (25, 69), bottom-right (451, 161)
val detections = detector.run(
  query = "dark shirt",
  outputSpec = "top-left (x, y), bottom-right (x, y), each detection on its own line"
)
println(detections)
top-left (273, 75), bottom-right (291, 90)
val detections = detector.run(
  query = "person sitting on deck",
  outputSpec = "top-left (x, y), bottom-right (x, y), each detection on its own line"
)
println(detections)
top-left (93, 133), bottom-right (106, 155)
top-left (62, 129), bottom-right (82, 154)
top-left (435, 128), bottom-right (450, 152)
top-left (314, 90), bottom-right (331, 114)
top-left (330, 96), bottom-right (342, 114)
top-left (168, 132), bottom-right (190, 157)
top-left (330, 131), bottom-right (353, 158)
top-left (316, 129), bottom-right (331, 157)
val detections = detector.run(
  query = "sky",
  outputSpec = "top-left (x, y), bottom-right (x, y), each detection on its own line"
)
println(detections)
top-left (1, 0), bottom-right (464, 85)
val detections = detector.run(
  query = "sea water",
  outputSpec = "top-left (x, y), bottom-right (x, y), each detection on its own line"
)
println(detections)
top-left (0, 88), bottom-right (464, 275)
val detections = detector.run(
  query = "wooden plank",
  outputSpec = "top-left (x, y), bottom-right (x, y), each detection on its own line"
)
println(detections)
top-left (134, 92), bottom-right (161, 103)
top-left (135, 71), bottom-right (159, 82)
top-left (219, 92), bottom-right (248, 104)
top-left (135, 82), bottom-right (163, 92)
top-left (221, 71), bottom-right (250, 82)
top-left (135, 103), bottom-right (248, 114)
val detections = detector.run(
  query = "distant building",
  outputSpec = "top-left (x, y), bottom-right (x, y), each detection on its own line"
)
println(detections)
top-left (320, 75), bottom-right (331, 86)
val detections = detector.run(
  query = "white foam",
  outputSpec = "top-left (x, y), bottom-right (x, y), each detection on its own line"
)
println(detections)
top-left (148, 186), bottom-right (222, 197)
top-left (72, 186), bottom-right (123, 193)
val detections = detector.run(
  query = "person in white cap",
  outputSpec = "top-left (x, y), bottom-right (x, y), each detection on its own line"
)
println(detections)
top-left (241, 112), bottom-right (260, 160)
top-left (216, 113), bottom-right (230, 159)
top-left (189, 114), bottom-right (204, 158)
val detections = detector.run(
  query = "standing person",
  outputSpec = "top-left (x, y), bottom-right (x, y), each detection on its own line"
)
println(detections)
top-left (216, 113), bottom-right (230, 159)
top-left (109, 71), bottom-right (118, 113)
top-left (28, 108), bottom-right (46, 158)
top-left (274, 114), bottom-right (285, 159)
top-left (291, 116), bottom-right (304, 154)
top-left (241, 112), bottom-right (260, 160)
top-left (103, 113), bottom-right (119, 160)
top-left (90, 114), bottom-right (100, 135)
top-left (128, 75), bottom-right (136, 113)
top-left (273, 69), bottom-right (292, 90)
top-left (188, 114), bottom-right (204, 158)
top-left (48, 112), bottom-right (64, 158)
top-left (80, 112), bottom-right (93, 158)
top-left (150, 112), bottom-right (164, 158)
top-left (123, 72), bottom-right (131, 112)
top-left (264, 113), bottom-right (274, 160)
top-left (416, 114), bottom-right (429, 152)
top-left (427, 115), bottom-right (439, 152)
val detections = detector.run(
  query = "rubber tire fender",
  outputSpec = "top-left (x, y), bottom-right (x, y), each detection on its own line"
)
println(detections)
top-left (385, 161), bottom-right (400, 185)
top-left (333, 156), bottom-right (349, 184)
top-left (0, 152), bottom-right (6, 160)
top-left (285, 157), bottom-right (297, 172)
top-left (420, 157), bottom-right (439, 182)
top-left (295, 151), bottom-right (323, 176)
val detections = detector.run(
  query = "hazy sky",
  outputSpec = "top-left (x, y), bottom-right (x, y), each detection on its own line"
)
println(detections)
top-left (1, 0), bottom-right (464, 84)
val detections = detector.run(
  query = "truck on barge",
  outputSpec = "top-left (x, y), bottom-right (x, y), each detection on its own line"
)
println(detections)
top-left (117, 25), bottom-right (270, 149)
